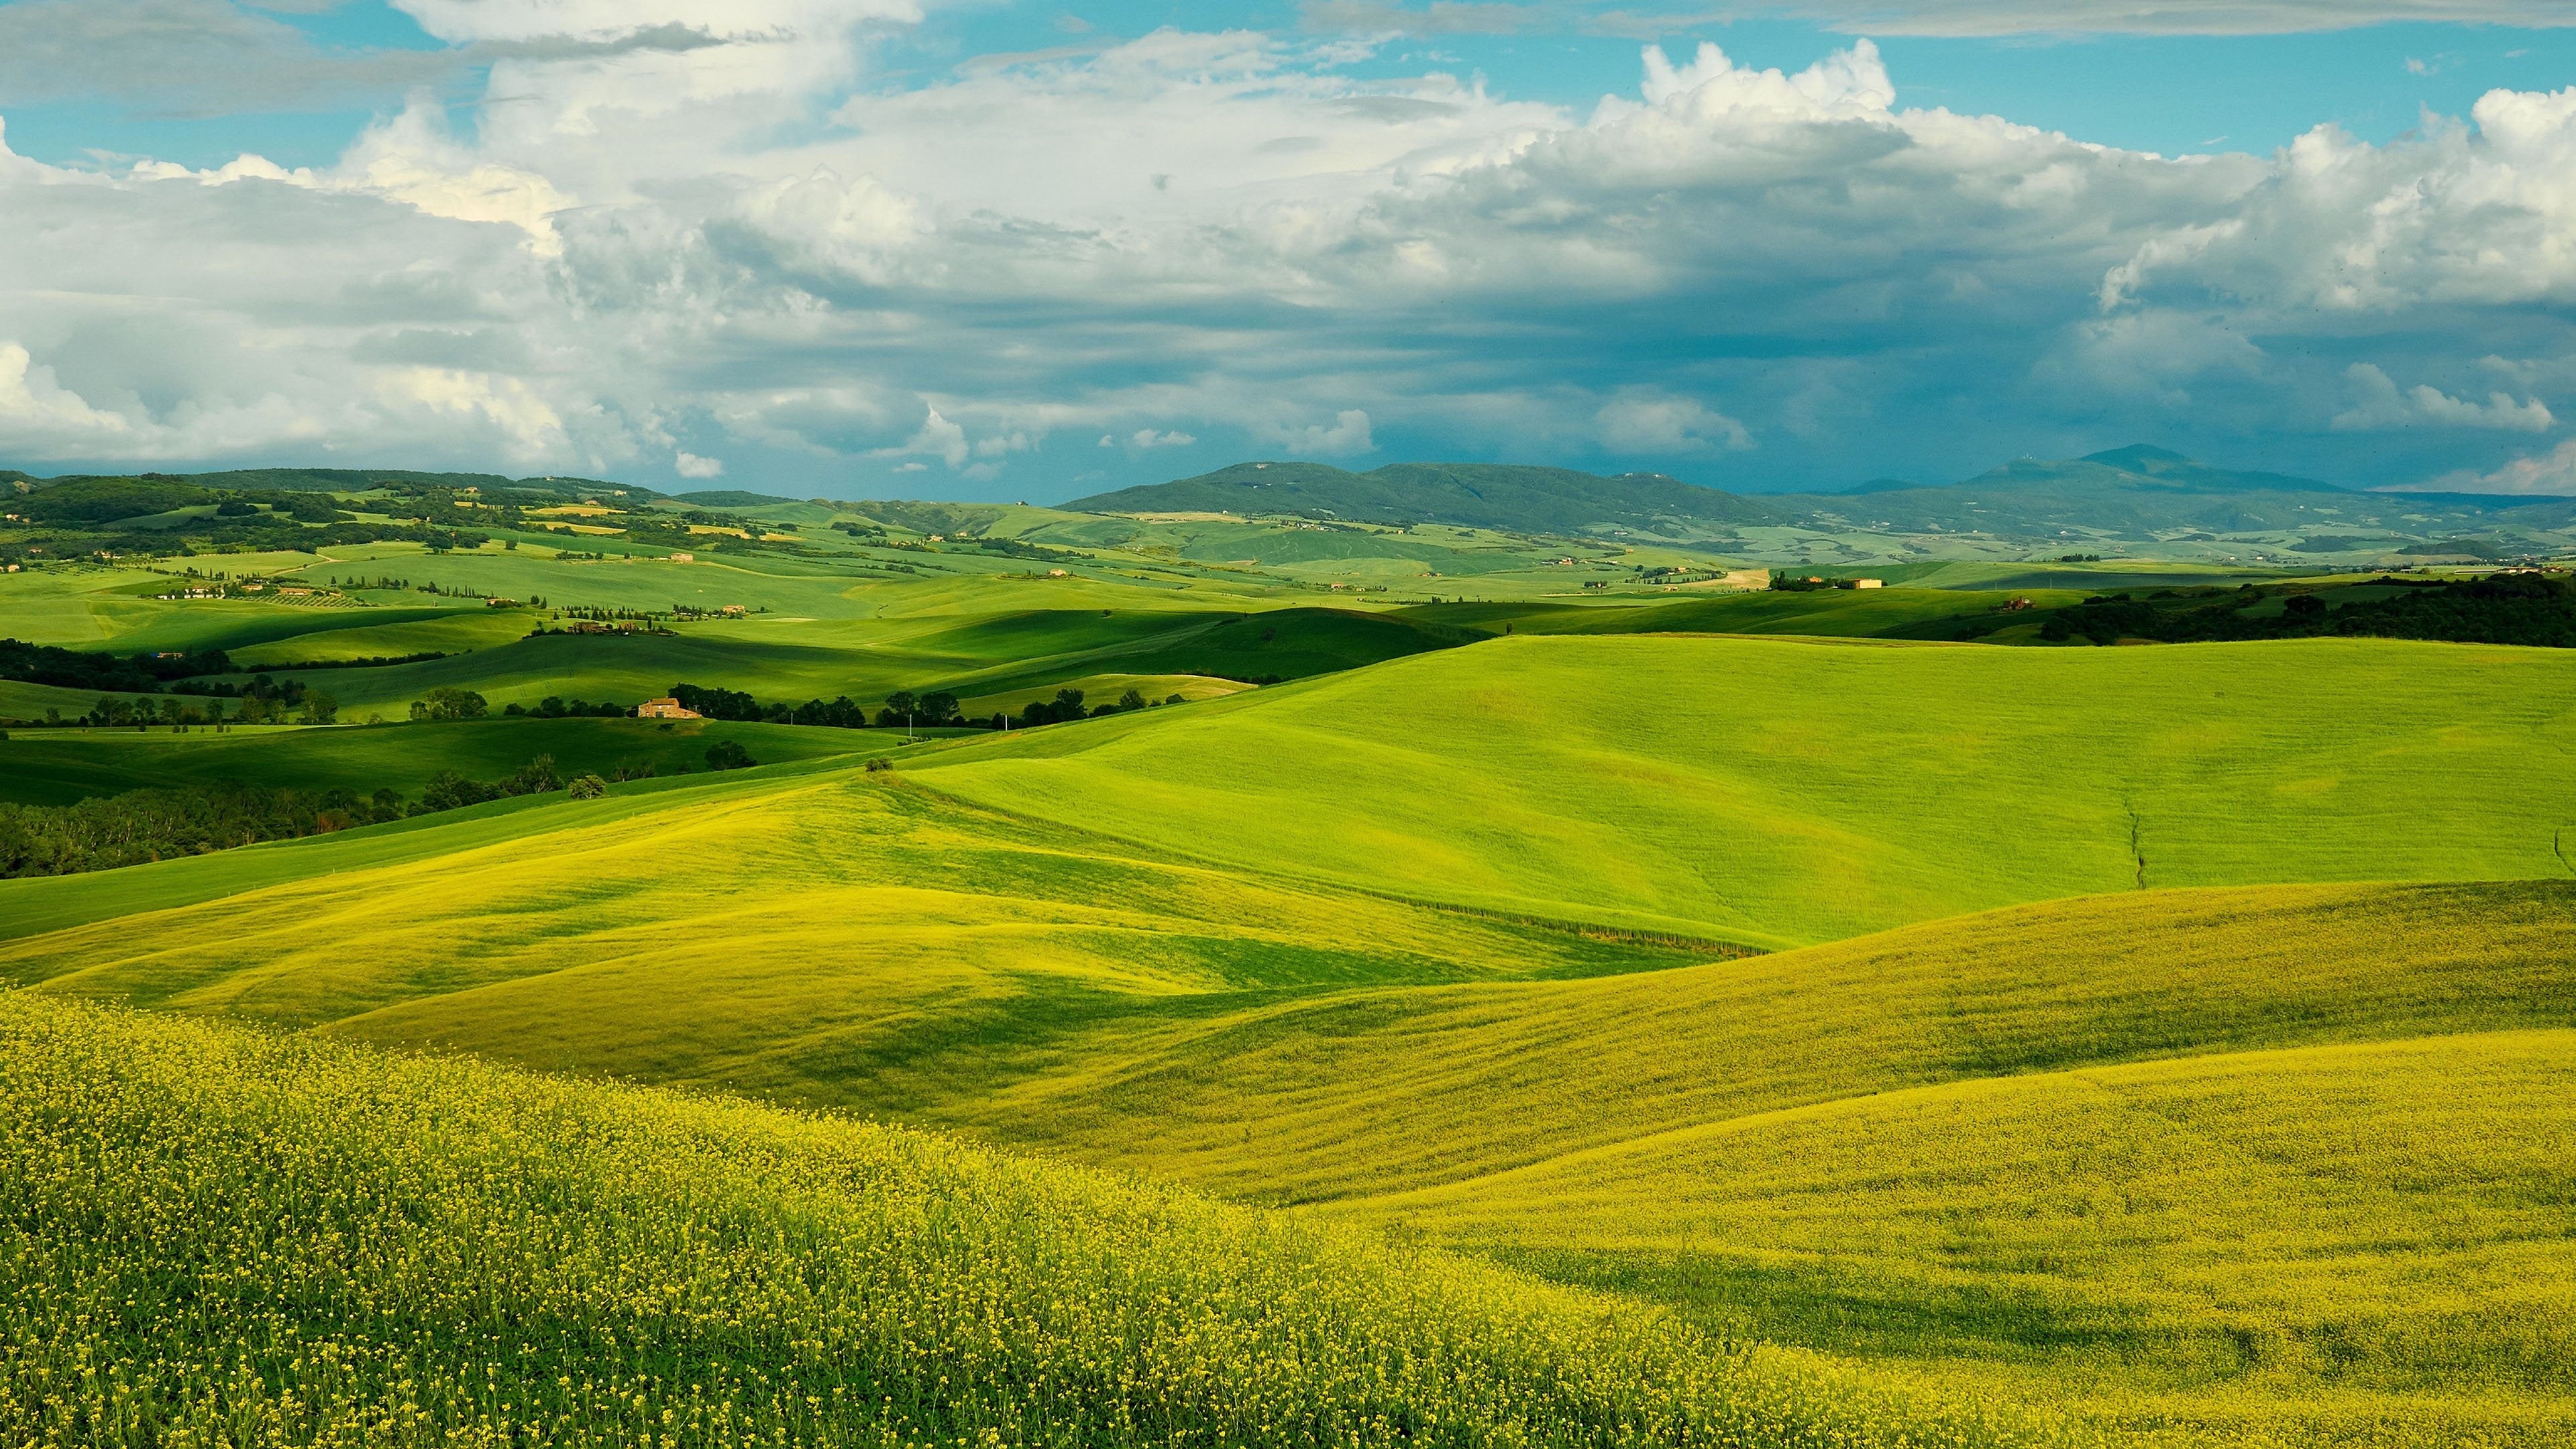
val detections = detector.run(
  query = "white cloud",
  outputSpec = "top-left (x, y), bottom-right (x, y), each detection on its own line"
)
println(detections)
top-left (337, 103), bottom-right (573, 253)
top-left (2424, 438), bottom-right (2576, 494)
top-left (1302, 0), bottom-right (2576, 36)
top-left (1271, 409), bottom-right (1374, 457)
top-left (1595, 391), bottom-right (1753, 453)
top-left (674, 449), bottom-right (724, 476)
top-left (1727, 0), bottom-right (2576, 36)
top-left (2331, 362), bottom-right (2553, 431)
top-left (0, 342), bottom-right (134, 443)
top-left (8, 24), bottom-right (2576, 497)
top-left (870, 405), bottom-right (971, 468)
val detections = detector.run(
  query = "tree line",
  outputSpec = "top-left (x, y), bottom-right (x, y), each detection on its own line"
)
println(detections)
top-left (2039, 572), bottom-right (2576, 648)
top-left (0, 755), bottom-right (570, 879)
top-left (669, 681), bottom-right (1181, 732)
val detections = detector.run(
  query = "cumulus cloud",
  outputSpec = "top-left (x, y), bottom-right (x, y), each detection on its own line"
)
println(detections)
top-left (8, 23), bottom-right (2576, 494)
top-left (2332, 362), bottom-right (2553, 431)
top-left (0, 342), bottom-right (134, 445)
top-left (674, 450), bottom-right (724, 477)
top-left (871, 405), bottom-right (971, 468)
top-left (2423, 438), bottom-right (2576, 494)
top-left (1271, 410), bottom-right (1375, 457)
top-left (1596, 392), bottom-right (1753, 453)
top-left (1301, 0), bottom-right (2576, 37)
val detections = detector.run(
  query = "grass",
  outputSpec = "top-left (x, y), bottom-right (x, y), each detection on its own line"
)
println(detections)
top-left (0, 768), bottom-right (1712, 1114)
top-left (0, 716), bottom-right (871, 806)
top-left (4, 777), bottom-right (2565, 1444)
top-left (0, 992), bottom-right (2059, 1449)
top-left (1416, 1030), bottom-right (2576, 1448)
top-left (914, 634), bottom-right (2576, 946)
top-left (7, 582), bottom-right (2573, 1447)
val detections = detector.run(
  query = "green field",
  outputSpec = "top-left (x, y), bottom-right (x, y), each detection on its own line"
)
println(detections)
top-left (0, 994), bottom-right (2054, 1449)
top-left (916, 635), bottom-right (2576, 945)
top-left (1, 527), bottom-right (2569, 1449)
top-left (0, 716), bottom-right (873, 806)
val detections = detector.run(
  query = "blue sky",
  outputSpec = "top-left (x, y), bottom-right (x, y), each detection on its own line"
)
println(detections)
top-left (3, 0), bottom-right (2575, 498)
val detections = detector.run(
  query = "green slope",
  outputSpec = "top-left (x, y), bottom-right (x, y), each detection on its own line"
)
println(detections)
top-left (910, 880), bottom-right (2576, 1202)
top-left (9, 625), bottom-right (2575, 1447)
top-left (1429, 1030), bottom-right (2576, 1448)
top-left (913, 634), bottom-right (2576, 946)
top-left (0, 994), bottom-right (2049, 1449)
top-left (0, 766), bottom-right (1711, 1112)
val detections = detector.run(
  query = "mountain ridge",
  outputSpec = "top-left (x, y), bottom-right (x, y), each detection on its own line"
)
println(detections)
top-left (1065, 447), bottom-right (2576, 557)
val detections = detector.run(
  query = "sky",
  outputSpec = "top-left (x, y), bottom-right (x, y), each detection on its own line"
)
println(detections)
top-left (2, 0), bottom-right (2575, 501)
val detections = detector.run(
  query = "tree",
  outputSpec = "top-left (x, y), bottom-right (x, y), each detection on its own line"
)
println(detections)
top-left (917, 690), bottom-right (960, 724)
top-left (299, 692), bottom-right (338, 725)
top-left (567, 775), bottom-right (609, 800)
top-left (705, 739), bottom-right (755, 771)
top-left (1052, 687), bottom-right (1085, 718)
top-left (1117, 688), bottom-right (1147, 712)
top-left (411, 687), bottom-right (489, 722)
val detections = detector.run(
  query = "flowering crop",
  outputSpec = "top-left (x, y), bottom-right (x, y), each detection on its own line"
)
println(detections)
top-left (0, 994), bottom-right (2072, 1449)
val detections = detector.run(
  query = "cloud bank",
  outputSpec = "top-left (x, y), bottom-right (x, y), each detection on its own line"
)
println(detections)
top-left (3, 2), bottom-right (2575, 494)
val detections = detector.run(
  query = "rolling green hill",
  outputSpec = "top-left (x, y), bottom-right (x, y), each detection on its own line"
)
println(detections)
top-left (916, 633), bottom-right (2576, 946)
top-left (8, 567), bottom-right (2576, 1447)
top-left (0, 994), bottom-right (2049, 1449)
top-left (2, 751), bottom-right (2567, 1444)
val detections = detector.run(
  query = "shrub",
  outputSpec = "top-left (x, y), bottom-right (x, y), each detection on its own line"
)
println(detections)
top-left (567, 775), bottom-right (610, 800)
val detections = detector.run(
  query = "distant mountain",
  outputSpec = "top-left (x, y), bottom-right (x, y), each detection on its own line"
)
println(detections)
top-left (5, 468), bottom-right (655, 503)
top-left (1068, 447), bottom-right (2576, 560)
top-left (671, 489), bottom-right (805, 509)
top-left (1065, 461), bottom-right (1780, 535)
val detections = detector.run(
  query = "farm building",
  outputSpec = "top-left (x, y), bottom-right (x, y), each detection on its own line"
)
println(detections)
top-left (637, 697), bottom-right (702, 720)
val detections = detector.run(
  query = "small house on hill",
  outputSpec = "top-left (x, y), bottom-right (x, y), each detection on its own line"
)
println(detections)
top-left (638, 697), bottom-right (702, 720)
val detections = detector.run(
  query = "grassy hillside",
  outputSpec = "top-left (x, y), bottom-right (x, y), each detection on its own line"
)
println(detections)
top-left (915, 634), bottom-right (2576, 946)
top-left (0, 766), bottom-right (1714, 1110)
top-left (1440, 1031), bottom-right (2576, 1448)
top-left (0, 994), bottom-right (2056, 1449)
top-left (7, 594), bottom-right (2573, 1446)
top-left (912, 880), bottom-right (2576, 1199)
top-left (8, 773), bottom-right (2562, 1446)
